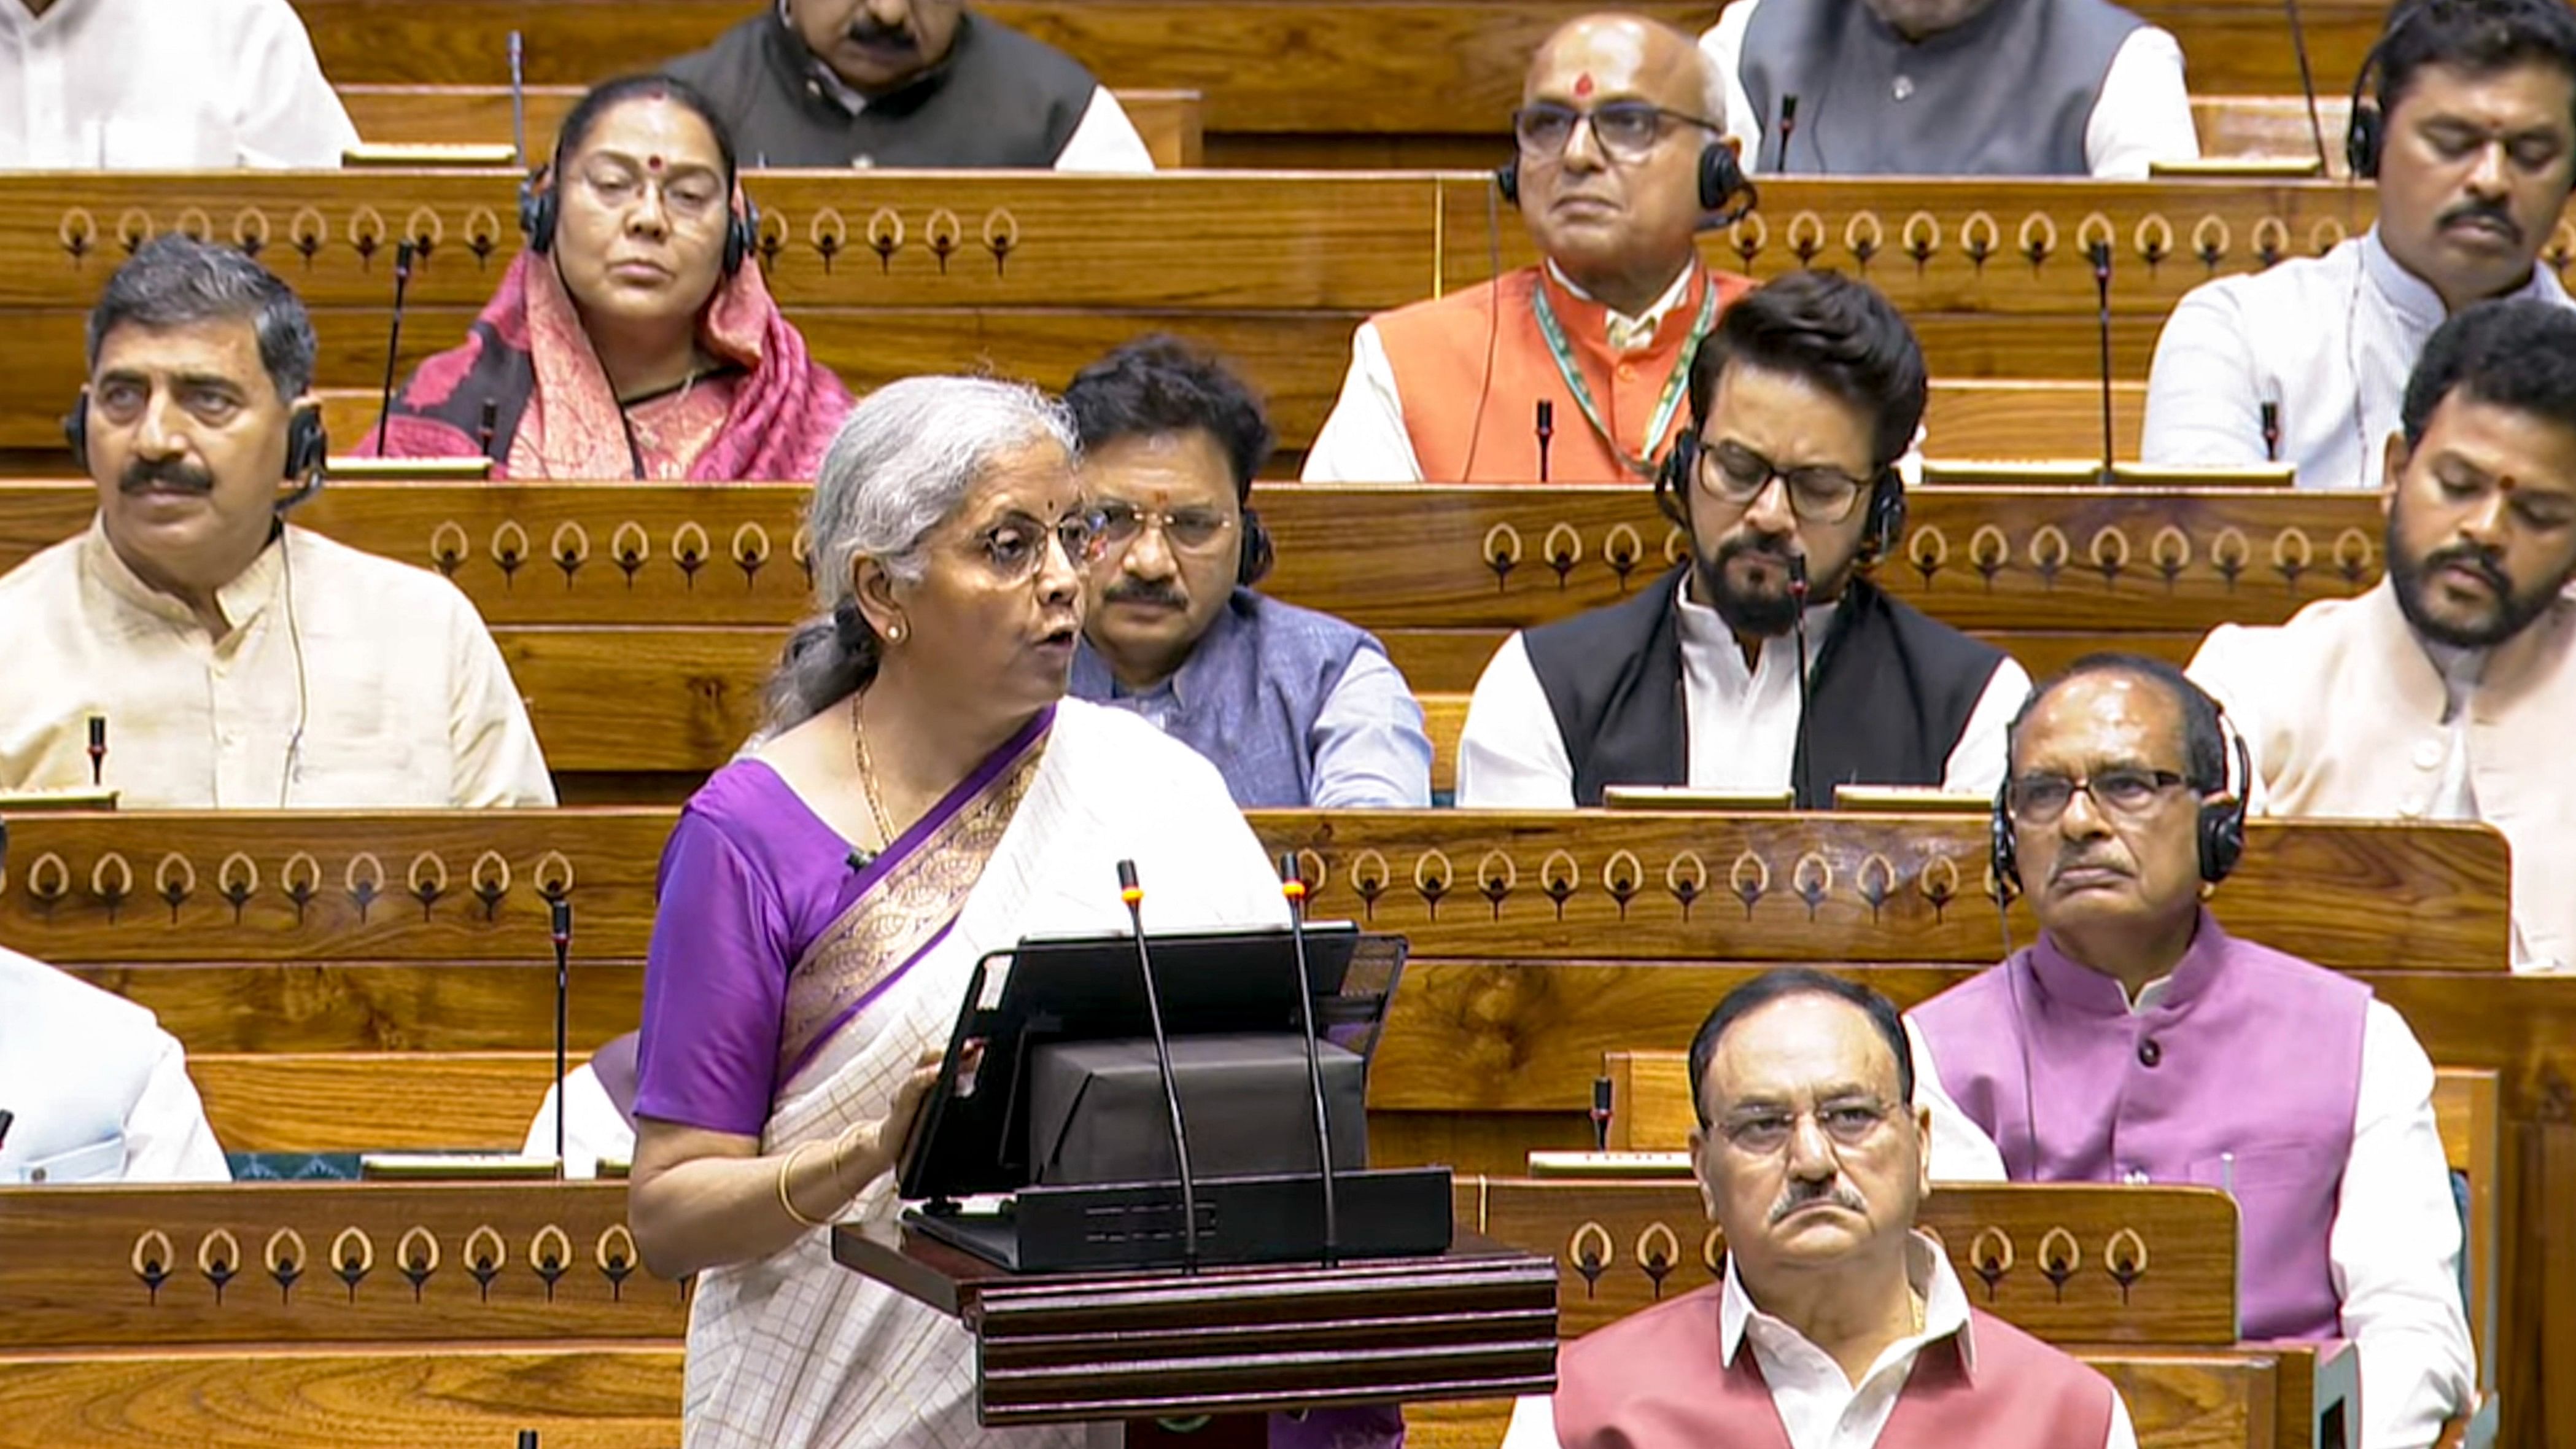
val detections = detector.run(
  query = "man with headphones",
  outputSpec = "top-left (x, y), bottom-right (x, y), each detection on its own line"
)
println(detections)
top-left (1456, 271), bottom-right (2026, 808)
top-left (1303, 12), bottom-right (1758, 484)
top-left (1909, 654), bottom-right (2473, 1449)
top-left (0, 235), bottom-right (555, 810)
top-left (1063, 336), bottom-right (1433, 808)
top-left (2143, 0), bottom-right (2576, 488)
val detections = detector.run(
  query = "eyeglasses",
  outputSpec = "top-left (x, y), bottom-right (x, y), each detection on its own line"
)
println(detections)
top-left (1512, 100), bottom-right (1720, 163)
top-left (1717, 1098), bottom-right (1895, 1156)
top-left (1096, 500), bottom-right (1236, 554)
top-left (1697, 441), bottom-right (1871, 523)
top-left (972, 507), bottom-right (1108, 583)
top-left (2003, 769), bottom-right (2190, 825)
top-left (573, 161), bottom-right (727, 222)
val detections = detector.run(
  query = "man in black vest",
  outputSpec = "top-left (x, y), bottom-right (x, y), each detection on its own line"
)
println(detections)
top-left (662, 0), bottom-right (1155, 170)
top-left (1454, 271), bottom-right (2028, 808)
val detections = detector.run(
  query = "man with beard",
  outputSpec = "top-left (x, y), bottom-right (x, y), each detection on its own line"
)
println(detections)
top-left (1454, 271), bottom-right (2025, 807)
top-left (0, 236), bottom-right (554, 808)
top-left (1909, 655), bottom-right (2472, 1448)
top-left (1063, 335), bottom-right (1432, 807)
top-left (1504, 970), bottom-right (2135, 1448)
top-left (662, 0), bottom-right (1153, 171)
top-left (2189, 298), bottom-right (2576, 969)
top-left (2143, 0), bottom-right (2576, 488)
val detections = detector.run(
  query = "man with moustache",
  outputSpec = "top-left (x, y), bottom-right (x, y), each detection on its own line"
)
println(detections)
top-left (2143, 0), bottom-right (2576, 488)
top-left (1503, 970), bottom-right (2136, 1448)
top-left (663, 0), bottom-right (1154, 170)
top-left (1302, 12), bottom-right (1758, 484)
top-left (1454, 271), bottom-right (2025, 807)
top-left (2189, 299), bottom-right (2576, 971)
top-left (1909, 655), bottom-right (2472, 1448)
top-left (1063, 336), bottom-right (1432, 807)
top-left (0, 236), bottom-right (554, 808)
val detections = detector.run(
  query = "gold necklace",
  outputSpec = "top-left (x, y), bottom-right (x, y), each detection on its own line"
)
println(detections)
top-left (849, 691), bottom-right (896, 852)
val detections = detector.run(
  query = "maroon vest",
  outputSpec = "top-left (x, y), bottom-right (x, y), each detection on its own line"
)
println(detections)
top-left (1909, 910), bottom-right (2367, 1341)
top-left (1552, 1283), bottom-right (2114, 1449)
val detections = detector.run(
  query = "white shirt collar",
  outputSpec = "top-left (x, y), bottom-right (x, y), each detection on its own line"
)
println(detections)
top-left (1674, 572), bottom-right (1837, 685)
top-left (1546, 259), bottom-right (1697, 351)
top-left (1720, 1230), bottom-right (1975, 1373)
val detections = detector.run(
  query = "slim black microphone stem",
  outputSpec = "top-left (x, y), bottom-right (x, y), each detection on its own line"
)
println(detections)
top-left (1278, 855), bottom-right (1340, 1267)
top-left (2281, 0), bottom-right (2331, 177)
top-left (0, 1109), bottom-right (15, 1154)
top-left (86, 715), bottom-right (105, 787)
top-left (1117, 860), bottom-right (1200, 1272)
top-left (1777, 95), bottom-right (1799, 171)
top-left (1589, 1077), bottom-right (1613, 1152)
top-left (1787, 556), bottom-right (1815, 809)
top-left (373, 241), bottom-right (416, 457)
top-left (2090, 240), bottom-right (2115, 487)
top-left (550, 899), bottom-right (572, 1176)
top-left (2260, 402), bottom-right (2283, 463)
top-left (1535, 400), bottom-right (1554, 484)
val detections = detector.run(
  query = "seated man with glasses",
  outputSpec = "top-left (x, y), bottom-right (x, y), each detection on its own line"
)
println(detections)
top-left (1908, 654), bottom-right (2473, 1448)
top-left (1502, 969), bottom-right (2135, 1449)
top-left (1065, 336), bottom-right (1433, 807)
top-left (1456, 271), bottom-right (2025, 807)
top-left (1302, 12), bottom-right (1758, 483)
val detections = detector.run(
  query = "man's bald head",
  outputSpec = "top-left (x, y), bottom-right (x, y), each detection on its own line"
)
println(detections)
top-left (1512, 12), bottom-right (1731, 315)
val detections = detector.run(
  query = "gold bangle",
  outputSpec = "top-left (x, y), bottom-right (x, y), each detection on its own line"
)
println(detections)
top-left (777, 1140), bottom-right (836, 1229)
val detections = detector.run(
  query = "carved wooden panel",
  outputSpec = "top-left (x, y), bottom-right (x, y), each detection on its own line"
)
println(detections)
top-left (0, 1182), bottom-right (683, 1350)
top-left (1461, 1178), bottom-right (2238, 1345)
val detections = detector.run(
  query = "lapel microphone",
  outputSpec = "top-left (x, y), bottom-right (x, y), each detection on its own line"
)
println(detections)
top-left (1787, 554), bottom-right (1816, 809)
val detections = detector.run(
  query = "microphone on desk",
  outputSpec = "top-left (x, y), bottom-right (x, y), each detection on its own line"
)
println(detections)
top-left (1115, 860), bottom-right (1201, 1273)
top-left (372, 240), bottom-right (417, 458)
top-left (1278, 853), bottom-right (1341, 1266)
top-left (1776, 95), bottom-right (1799, 172)
top-left (1590, 1076), bottom-right (1613, 1153)
top-left (1787, 555), bottom-right (1817, 809)
top-left (86, 715), bottom-right (106, 788)
top-left (2089, 239), bottom-right (2116, 487)
top-left (0, 1109), bottom-right (15, 1154)
top-left (2280, 0), bottom-right (2332, 177)
top-left (550, 899), bottom-right (572, 1178)
top-left (477, 399), bottom-right (500, 465)
top-left (517, 1431), bottom-right (540, 1449)
top-left (1534, 400), bottom-right (1554, 484)
top-left (2260, 401), bottom-right (2283, 463)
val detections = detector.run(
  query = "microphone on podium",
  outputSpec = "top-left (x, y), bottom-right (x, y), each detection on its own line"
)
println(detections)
top-left (550, 899), bottom-right (572, 1176)
top-left (2089, 240), bottom-right (2116, 487)
top-left (1777, 95), bottom-right (1799, 171)
top-left (1115, 860), bottom-right (1201, 1272)
top-left (86, 715), bottom-right (106, 787)
top-left (1534, 400), bottom-right (1554, 484)
top-left (2280, 0), bottom-right (2332, 177)
top-left (1278, 853), bottom-right (1341, 1265)
top-left (1590, 1076), bottom-right (1613, 1152)
top-left (1787, 555), bottom-right (1817, 809)
top-left (2260, 401), bottom-right (2283, 463)
top-left (371, 240), bottom-right (417, 457)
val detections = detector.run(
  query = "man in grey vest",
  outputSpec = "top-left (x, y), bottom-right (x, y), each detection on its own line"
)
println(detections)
top-left (662, 0), bottom-right (1154, 170)
top-left (1455, 271), bottom-right (2028, 809)
top-left (1702, 0), bottom-right (2197, 176)
top-left (1065, 336), bottom-right (1434, 809)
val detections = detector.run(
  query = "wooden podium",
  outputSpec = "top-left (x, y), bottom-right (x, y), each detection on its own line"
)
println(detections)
top-left (834, 1217), bottom-right (1558, 1439)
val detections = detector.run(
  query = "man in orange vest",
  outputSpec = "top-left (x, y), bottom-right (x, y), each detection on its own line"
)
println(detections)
top-left (1303, 12), bottom-right (1756, 484)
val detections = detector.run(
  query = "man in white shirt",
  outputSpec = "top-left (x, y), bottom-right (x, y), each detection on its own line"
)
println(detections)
top-left (0, 823), bottom-right (230, 1184)
top-left (1456, 271), bottom-right (2027, 808)
top-left (1, 0), bottom-right (359, 169)
top-left (2142, 0), bottom-right (2576, 488)
top-left (0, 235), bottom-right (556, 809)
top-left (1701, 0), bottom-right (2197, 178)
top-left (1507, 969), bottom-right (2135, 1449)
top-left (2189, 298), bottom-right (2576, 971)
top-left (1909, 655), bottom-right (2474, 1449)
top-left (664, 0), bottom-right (1154, 171)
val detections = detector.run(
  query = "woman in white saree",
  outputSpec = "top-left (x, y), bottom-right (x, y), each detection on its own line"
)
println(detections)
top-left (628, 376), bottom-right (1288, 1449)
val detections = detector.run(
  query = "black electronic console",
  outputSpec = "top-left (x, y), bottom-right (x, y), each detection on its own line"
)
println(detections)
top-left (894, 920), bottom-right (1449, 1274)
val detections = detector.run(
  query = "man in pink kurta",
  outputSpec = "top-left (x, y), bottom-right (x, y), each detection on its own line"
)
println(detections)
top-left (1504, 970), bottom-right (2132, 1449)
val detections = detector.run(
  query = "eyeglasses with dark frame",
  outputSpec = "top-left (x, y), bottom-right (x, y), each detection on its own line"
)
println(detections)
top-left (1717, 1097), bottom-right (1897, 1156)
top-left (2004, 768), bottom-right (2191, 825)
top-left (1696, 440), bottom-right (1871, 524)
top-left (1512, 100), bottom-right (1722, 163)
top-left (1095, 499), bottom-right (1237, 555)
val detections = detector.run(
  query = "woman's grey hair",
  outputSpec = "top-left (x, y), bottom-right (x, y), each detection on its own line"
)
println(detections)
top-left (764, 375), bottom-right (1079, 729)
top-left (85, 235), bottom-right (318, 402)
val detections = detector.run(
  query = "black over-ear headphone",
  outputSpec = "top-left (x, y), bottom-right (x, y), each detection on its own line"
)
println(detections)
top-left (1652, 431), bottom-right (1907, 560)
top-left (1236, 505), bottom-right (1276, 586)
top-left (64, 391), bottom-right (329, 510)
top-left (1990, 704), bottom-right (2254, 899)
top-left (1497, 133), bottom-right (1758, 228)
top-left (518, 166), bottom-right (761, 277)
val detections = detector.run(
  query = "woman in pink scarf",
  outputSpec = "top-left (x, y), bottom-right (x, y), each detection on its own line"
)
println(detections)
top-left (366, 75), bottom-right (850, 481)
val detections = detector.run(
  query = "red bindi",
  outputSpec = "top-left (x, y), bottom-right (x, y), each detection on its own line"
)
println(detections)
top-left (1574, 72), bottom-right (1596, 98)
top-left (646, 154), bottom-right (666, 173)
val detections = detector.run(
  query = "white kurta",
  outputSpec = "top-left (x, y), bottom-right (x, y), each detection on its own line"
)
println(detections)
top-left (1454, 580), bottom-right (2030, 808)
top-left (0, 0), bottom-right (360, 169)
top-left (0, 945), bottom-right (229, 1184)
top-left (2142, 228), bottom-right (2576, 489)
top-left (0, 518), bottom-right (556, 809)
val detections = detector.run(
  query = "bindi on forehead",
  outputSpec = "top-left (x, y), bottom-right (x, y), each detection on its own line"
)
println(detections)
top-left (646, 154), bottom-right (665, 173)
top-left (1574, 72), bottom-right (1597, 98)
